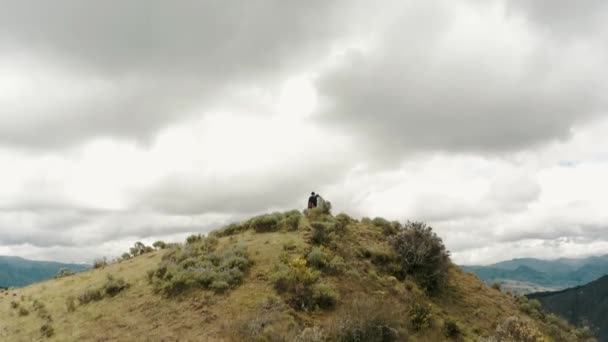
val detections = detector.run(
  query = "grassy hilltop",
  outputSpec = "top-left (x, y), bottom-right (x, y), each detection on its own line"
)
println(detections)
top-left (0, 209), bottom-right (596, 341)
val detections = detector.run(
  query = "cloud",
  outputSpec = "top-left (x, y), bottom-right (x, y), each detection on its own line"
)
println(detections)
top-left (0, 0), bottom-right (354, 148)
top-left (316, 0), bottom-right (608, 157)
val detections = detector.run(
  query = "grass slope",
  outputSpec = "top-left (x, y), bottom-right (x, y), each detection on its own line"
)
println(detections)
top-left (0, 211), bottom-right (593, 341)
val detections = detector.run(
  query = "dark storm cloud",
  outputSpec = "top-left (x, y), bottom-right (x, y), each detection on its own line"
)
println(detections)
top-left (316, 1), bottom-right (608, 156)
top-left (0, 0), bottom-right (352, 148)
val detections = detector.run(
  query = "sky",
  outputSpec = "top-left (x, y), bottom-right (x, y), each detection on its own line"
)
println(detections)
top-left (0, 0), bottom-right (607, 265)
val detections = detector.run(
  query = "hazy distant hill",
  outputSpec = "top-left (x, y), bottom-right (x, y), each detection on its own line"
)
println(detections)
top-left (528, 275), bottom-right (608, 342)
top-left (0, 256), bottom-right (89, 288)
top-left (462, 255), bottom-right (608, 294)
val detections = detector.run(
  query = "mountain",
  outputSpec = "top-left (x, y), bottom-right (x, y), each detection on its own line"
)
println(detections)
top-left (0, 256), bottom-right (89, 288)
top-left (528, 275), bottom-right (608, 342)
top-left (462, 255), bottom-right (608, 294)
top-left (0, 210), bottom-right (591, 341)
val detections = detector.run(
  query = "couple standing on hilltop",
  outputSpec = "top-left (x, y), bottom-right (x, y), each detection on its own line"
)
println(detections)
top-left (308, 192), bottom-right (325, 209)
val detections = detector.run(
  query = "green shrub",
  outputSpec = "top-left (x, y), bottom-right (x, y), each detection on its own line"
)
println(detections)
top-left (153, 240), bottom-right (167, 249)
top-left (40, 323), bottom-right (54, 338)
top-left (295, 326), bottom-right (326, 342)
top-left (491, 282), bottom-right (501, 291)
top-left (10, 301), bottom-right (19, 309)
top-left (93, 257), bottom-right (108, 269)
top-left (130, 241), bottom-right (154, 256)
top-left (328, 256), bottom-right (347, 274)
top-left (250, 213), bottom-right (282, 232)
top-left (312, 283), bottom-right (339, 309)
top-left (54, 268), bottom-right (76, 278)
top-left (372, 217), bottom-right (399, 235)
top-left (78, 288), bottom-right (103, 304)
top-left (389, 221), bottom-right (450, 294)
top-left (283, 240), bottom-right (298, 251)
top-left (216, 222), bottom-right (249, 237)
top-left (233, 296), bottom-right (297, 341)
top-left (409, 302), bottom-right (432, 331)
top-left (271, 256), bottom-right (337, 311)
top-left (280, 210), bottom-right (302, 231)
top-left (103, 275), bottom-right (130, 297)
top-left (492, 316), bottom-right (546, 342)
top-left (186, 234), bottom-right (203, 244)
top-left (18, 306), bottom-right (29, 316)
top-left (331, 297), bottom-right (401, 342)
top-left (150, 239), bottom-right (250, 296)
top-left (65, 296), bottom-right (76, 313)
top-left (121, 253), bottom-right (131, 261)
top-left (307, 247), bottom-right (329, 269)
top-left (518, 296), bottom-right (543, 319)
top-left (444, 319), bottom-right (461, 338)
top-left (310, 221), bottom-right (337, 246)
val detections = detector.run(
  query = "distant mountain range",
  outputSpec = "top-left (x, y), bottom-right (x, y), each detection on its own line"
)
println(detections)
top-left (0, 255), bottom-right (89, 288)
top-left (528, 275), bottom-right (608, 342)
top-left (461, 255), bottom-right (608, 295)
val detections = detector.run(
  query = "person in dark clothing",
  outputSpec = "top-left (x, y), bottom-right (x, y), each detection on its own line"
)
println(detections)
top-left (308, 192), bottom-right (318, 209)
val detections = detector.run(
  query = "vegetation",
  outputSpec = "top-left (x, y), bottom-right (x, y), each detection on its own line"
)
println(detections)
top-left (390, 221), bottom-right (451, 294)
top-left (0, 210), bottom-right (592, 341)
top-left (148, 235), bottom-right (251, 296)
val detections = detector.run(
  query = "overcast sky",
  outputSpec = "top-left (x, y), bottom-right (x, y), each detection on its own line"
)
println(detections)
top-left (1, 0), bottom-right (607, 265)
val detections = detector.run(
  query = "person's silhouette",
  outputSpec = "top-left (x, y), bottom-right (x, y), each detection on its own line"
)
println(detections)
top-left (308, 192), bottom-right (318, 209)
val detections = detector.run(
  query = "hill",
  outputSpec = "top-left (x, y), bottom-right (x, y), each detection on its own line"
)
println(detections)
top-left (0, 256), bottom-right (89, 288)
top-left (0, 210), bottom-right (595, 341)
top-left (462, 255), bottom-right (608, 294)
top-left (528, 276), bottom-right (608, 342)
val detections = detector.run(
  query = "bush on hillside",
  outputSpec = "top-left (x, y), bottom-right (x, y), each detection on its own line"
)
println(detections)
top-left (492, 316), bottom-right (547, 342)
top-left (295, 326), bottom-right (326, 342)
top-left (93, 257), bottom-right (108, 269)
top-left (372, 217), bottom-right (400, 236)
top-left (307, 247), bottom-right (329, 269)
top-left (153, 240), bottom-right (167, 249)
top-left (78, 275), bottom-right (130, 304)
top-left (149, 236), bottom-right (250, 296)
top-left (54, 268), bottom-right (76, 279)
top-left (409, 302), bottom-right (432, 331)
top-left (328, 255), bottom-right (347, 275)
top-left (233, 296), bottom-right (298, 341)
top-left (389, 221), bottom-right (450, 294)
top-left (280, 210), bottom-right (303, 231)
top-left (40, 323), bottom-right (54, 338)
top-left (443, 318), bottom-right (461, 338)
top-left (130, 241), bottom-right (154, 257)
top-left (271, 256), bottom-right (337, 311)
top-left (330, 297), bottom-right (402, 342)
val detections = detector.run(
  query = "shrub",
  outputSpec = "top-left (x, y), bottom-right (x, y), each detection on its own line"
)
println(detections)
top-left (78, 288), bottom-right (103, 304)
top-left (153, 240), bottom-right (167, 249)
top-left (283, 240), bottom-right (298, 251)
top-left (331, 297), bottom-right (401, 342)
top-left (250, 213), bottom-right (282, 232)
top-left (65, 296), bottom-right (76, 313)
top-left (310, 221), bottom-right (337, 246)
top-left (216, 222), bottom-right (249, 237)
top-left (295, 326), bottom-right (326, 342)
top-left (233, 296), bottom-right (297, 341)
top-left (312, 283), bottom-right (339, 309)
top-left (409, 302), bottom-right (432, 331)
top-left (493, 316), bottom-right (546, 342)
top-left (518, 296), bottom-right (543, 319)
top-left (307, 247), bottom-right (328, 269)
top-left (281, 210), bottom-right (303, 231)
top-left (491, 282), bottom-right (501, 291)
top-left (40, 323), bottom-right (54, 338)
top-left (130, 241), bottom-right (154, 256)
top-left (328, 256), bottom-right (347, 274)
top-left (55, 268), bottom-right (76, 278)
top-left (103, 275), bottom-right (130, 297)
top-left (121, 253), bottom-right (131, 261)
top-left (10, 301), bottom-right (19, 309)
top-left (271, 256), bottom-right (337, 311)
top-left (444, 319), bottom-right (461, 338)
top-left (93, 257), bottom-right (108, 269)
top-left (186, 234), bottom-right (203, 244)
top-left (372, 217), bottom-right (399, 236)
top-left (389, 221), bottom-right (450, 294)
top-left (150, 239), bottom-right (250, 296)
top-left (18, 307), bottom-right (29, 316)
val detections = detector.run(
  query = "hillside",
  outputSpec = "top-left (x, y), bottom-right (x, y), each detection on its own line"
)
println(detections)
top-left (0, 210), bottom-right (594, 341)
top-left (0, 256), bottom-right (89, 288)
top-left (528, 276), bottom-right (608, 342)
top-left (462, 255), bottom-right (608, 294)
